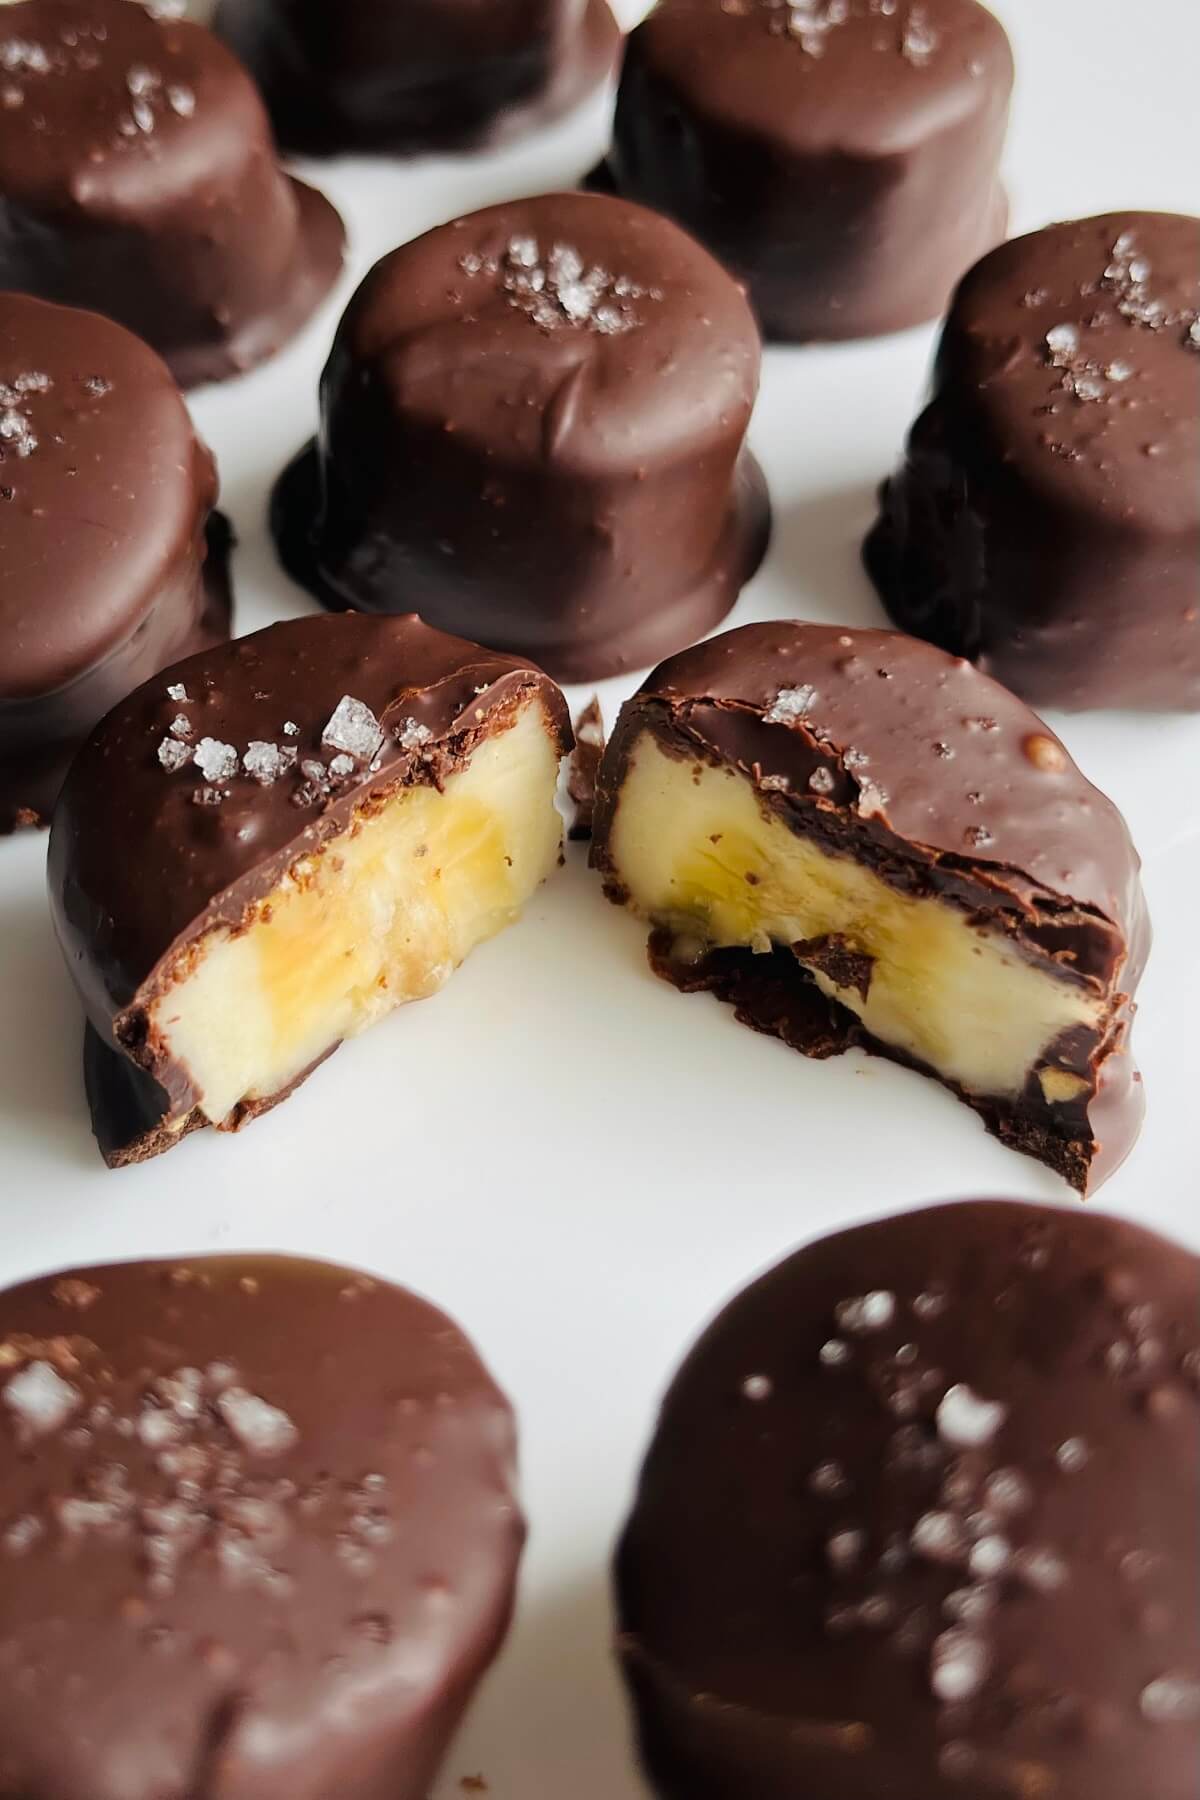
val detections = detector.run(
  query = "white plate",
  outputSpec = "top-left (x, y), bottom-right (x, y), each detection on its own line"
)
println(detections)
top-left (1, 1), bottom-right (1197, 1792)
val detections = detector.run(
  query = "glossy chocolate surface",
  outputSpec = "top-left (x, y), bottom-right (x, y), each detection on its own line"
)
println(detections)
top-left (272, 192), bottom-right (770, 683)
top-left (48, 613), bottom-right (571, 1154)
top-left (618, 1200), bottom-right (1200, 1799)
top-left (0, 292), bottom-right (231, 833)
top-left (592, 621), bottom-right (1149, 1191)
top-left (0, 1252), bottom-right (524, 1799)
top-left (597, 0), bottom-right (1012, 340)
top-left (0, 0), bottom-right (345, 387)
top-left (214, 0), bottom-right (620, 157)
top-left (867, 212), bottom-right (1200, 709)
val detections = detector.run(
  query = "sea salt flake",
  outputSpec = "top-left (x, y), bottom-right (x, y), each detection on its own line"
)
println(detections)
top-left (765, 685), bottom-right (816, 724)
top-left (282, 720), bottom-right (299, 737)
top-left (1014, 1545), bottom-right (1068, 1592)
top-left (835, 1290), bottom-right (896, 1334)
top-left (193, 737), bottom-right (239, 783)
top-left (243, 741), bottom-right (287, 785)
top-left (808, 765), bottom-right (835, 794)
top-left (328, 752), bottom-right (356, 778)
top-left (3, 1513), bottom-right (44, 1555)
top-left (968, 1534), bottom-right (1011, 1579)
top-left (901, 5), bottom-right (939, 63)
top-left (819, 1338), bottom-right (850, 1367)
top-left (322, 695), bottom-right (383, 761)
top-left (396, 718), bottom-right (432, 751)
top-left (809, 1459), bottom-right (849, 1496)
top-left (0, 38), bottom-right (51, 74)
top-left (131, 97), bottom-right (155, 132)
top-left (983, 1468), bottom-right (1031, 1514)
top-left (1140, 1674), bottom-right (1200, 1724)
top-left (216, 1388), bottom-right (299, 1458)
top-left (937, 1383), bottom-right (1008, 1448)
top-left (826, 1527), bottom-right (865, 1572)
top-left (157, 736), bottom-right (191, 772)
top-left (166, 682), bottom-right (188, 701)
top-left (1187, 319), bottom-right (1200, 350)
top-left (3, 1361), bottom-right (80, 1440)
top-left (1106, 360), bottom-right (1134, 381)
top-left (741, 1374), bottom-right (772, 1401)
top-left (911, 1511), bottom-right (967, 1565)
top-left (1045, 323), bottom-right (1081, 366)
top-left (931, 1629), bottom-right (990, 1703)
top-left (944, 1583), bottom-right (997, 1624)
top-left (0, 408), bottom-right (36, 456)
top-left (507, 234), bottom-right (539, 269)
top-left (1056, 1436), bottom-right (1089, 1472)
top-left (166, 83), bottom-right (194, 116)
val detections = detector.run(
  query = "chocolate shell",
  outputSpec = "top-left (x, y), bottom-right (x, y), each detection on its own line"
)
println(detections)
top-left (591, 621), bottom-right (1149, 1192)
top-left (48, 613), bottom-right (572, 1163)
top-left (0, 0), bottom-right (345, 387)
top-left (213, 0), bottom-right (621, 158)
top-left (866, 212), bottom-right (1200, 710)
top-left (595, 0), bottom-right (1012, 341)
top-left (0, 1252), bottom-right (524, 1799)
top-left (617, 1200), bottom-right (1200, 1800)
top-left (272, 192), bottom-right (770, 684)
top-left (0, 291), bottom-right (231, 833)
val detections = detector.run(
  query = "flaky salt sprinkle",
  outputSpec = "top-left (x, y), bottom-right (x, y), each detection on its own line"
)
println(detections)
top-left (192, 737), bottom-right (239, 783)
top-left (742, 1374), bottom-right (772, 1401)
top-left (243, 741), bottom-right (294, 786)
top-left (931, 1628), bottom-right (990, 1703)
top-left (157, 736), bottom-right (191, 773)
top-left (1056, 1436), bottom-right (1090, 1473)
top-left (901, 3), bottom-right (939, 63)
top-left (322, 695), bottom-right (383, 762)
top-left (0, 408), bottom-right (37, 457)
top-left (166, 682), bottom-right (188, 701)
top-left (820, 1338), bottom-right (851, 1367)
top-left (1045, 323), bottom-right (1081, 367)
top-left (1140, 1674), bottom-right (1200, 1724)
top-left (2, 1360), bottom-right (81, 1441)
top-left (216, 1388), bottom-right (299, 1458)
top-left (461, 234), bottom-right (655, 336)
top-left (835, 1290), bottom-right (896, 1334)
top-left (911, 1510), bottom-right (967, 1565)
top-left (765, 684), bottom-right (817, 725)
top-left (396, 718), bottom-right (433, 751)
top-left (937, 1384), bottom-right (1008, 1449)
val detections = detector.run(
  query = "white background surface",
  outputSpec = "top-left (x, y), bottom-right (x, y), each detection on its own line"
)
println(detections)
top-left (1, 1), bottom-right (1198, 1791)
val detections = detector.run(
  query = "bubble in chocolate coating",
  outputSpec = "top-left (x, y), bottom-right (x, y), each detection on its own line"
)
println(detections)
top-left (594, 0), bottom-right (1012, 341)
top-left (866, 212), bottom-right (1200, 709)
top-left (0, 0), bottom-right (345, 387)
top-left (271, 192), bottom-right (771, 684)
top-left (213, 0), bottom-right (621, 157)
top-left (0, 1252), bottom-right (524, 1799)
top-left (0, 291), bottom-right (231, 833)
top-left (617, 1200), bottom-right (1200, 1800)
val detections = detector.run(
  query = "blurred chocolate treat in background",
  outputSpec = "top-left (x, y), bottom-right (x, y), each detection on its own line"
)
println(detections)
top-left (0, 0), bottom-right (344, 386)
top-left (214, 0), bottom-right (621, 157)
top-left (0, 292), bottom-right (231, 833)
top-left (594, 0), bottom-right (1012, 341)
top-left (867, 212), bottom-right (1200, 710)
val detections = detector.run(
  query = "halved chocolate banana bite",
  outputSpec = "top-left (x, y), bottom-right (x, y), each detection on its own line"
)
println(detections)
top-left (48, 614), bottom-right (571, 1165)
top-left (591, 622), bottom-right (1150, 1193)
top-left (0, 1253), bottom-right (524, 1799)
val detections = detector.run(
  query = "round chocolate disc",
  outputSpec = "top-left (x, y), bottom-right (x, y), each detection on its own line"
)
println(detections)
top-left (866, 211), bottom-right (1200, 710)
top-left (618, 1201), bottom-right (1200, 1799)
top-left (0, 1253), bottom-right (524, 1799)
top-left (214, 0), bottom-right (621, 157)
top-left (597, 0), bottom-right (1012, 341)
top-left (272, 191), bottom-right (770, 683)
top-left (0, 291), bottom-right (231, 832)
top-left (0, 0), bottom-right (345, 387)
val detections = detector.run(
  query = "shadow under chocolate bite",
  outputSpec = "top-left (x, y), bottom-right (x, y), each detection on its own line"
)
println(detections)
top-left (0, 886), bottom-right (93, 1168)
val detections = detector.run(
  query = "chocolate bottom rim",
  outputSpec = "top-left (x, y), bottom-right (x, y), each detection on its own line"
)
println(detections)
top-left (230, 0), bottom-right (621, 160)
top-left (164, 178), bottom-right (346, 390)
top-left (586, 164), bottom-right (1008, 344)
top-left (0, 511), bottom-right (235, 837)
top-left (270, 442), bottom-right (772, 684)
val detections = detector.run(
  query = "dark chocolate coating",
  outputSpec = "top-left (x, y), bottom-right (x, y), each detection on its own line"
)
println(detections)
top-left (595, 0), bottom-right (1012, 342)
top-left (866, 212), bottom-right (1200, 710)
top-left (272, 192), bottom-right (770, 683)
top-left (0, 292), bottom-right (232, 833)
top-left (591, 621), bottom-right (1149, 1191)
top-left (47, 612), bottom-right (572, 1159)
top-left (213, 0), bottom-right (620, 158)
top-left (618, 1200), bottom-right (1200, 1800)
top-left (0, 0), bottom-right (345, 388)
top-left (0, 1253), bottom-right (524, 1799)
